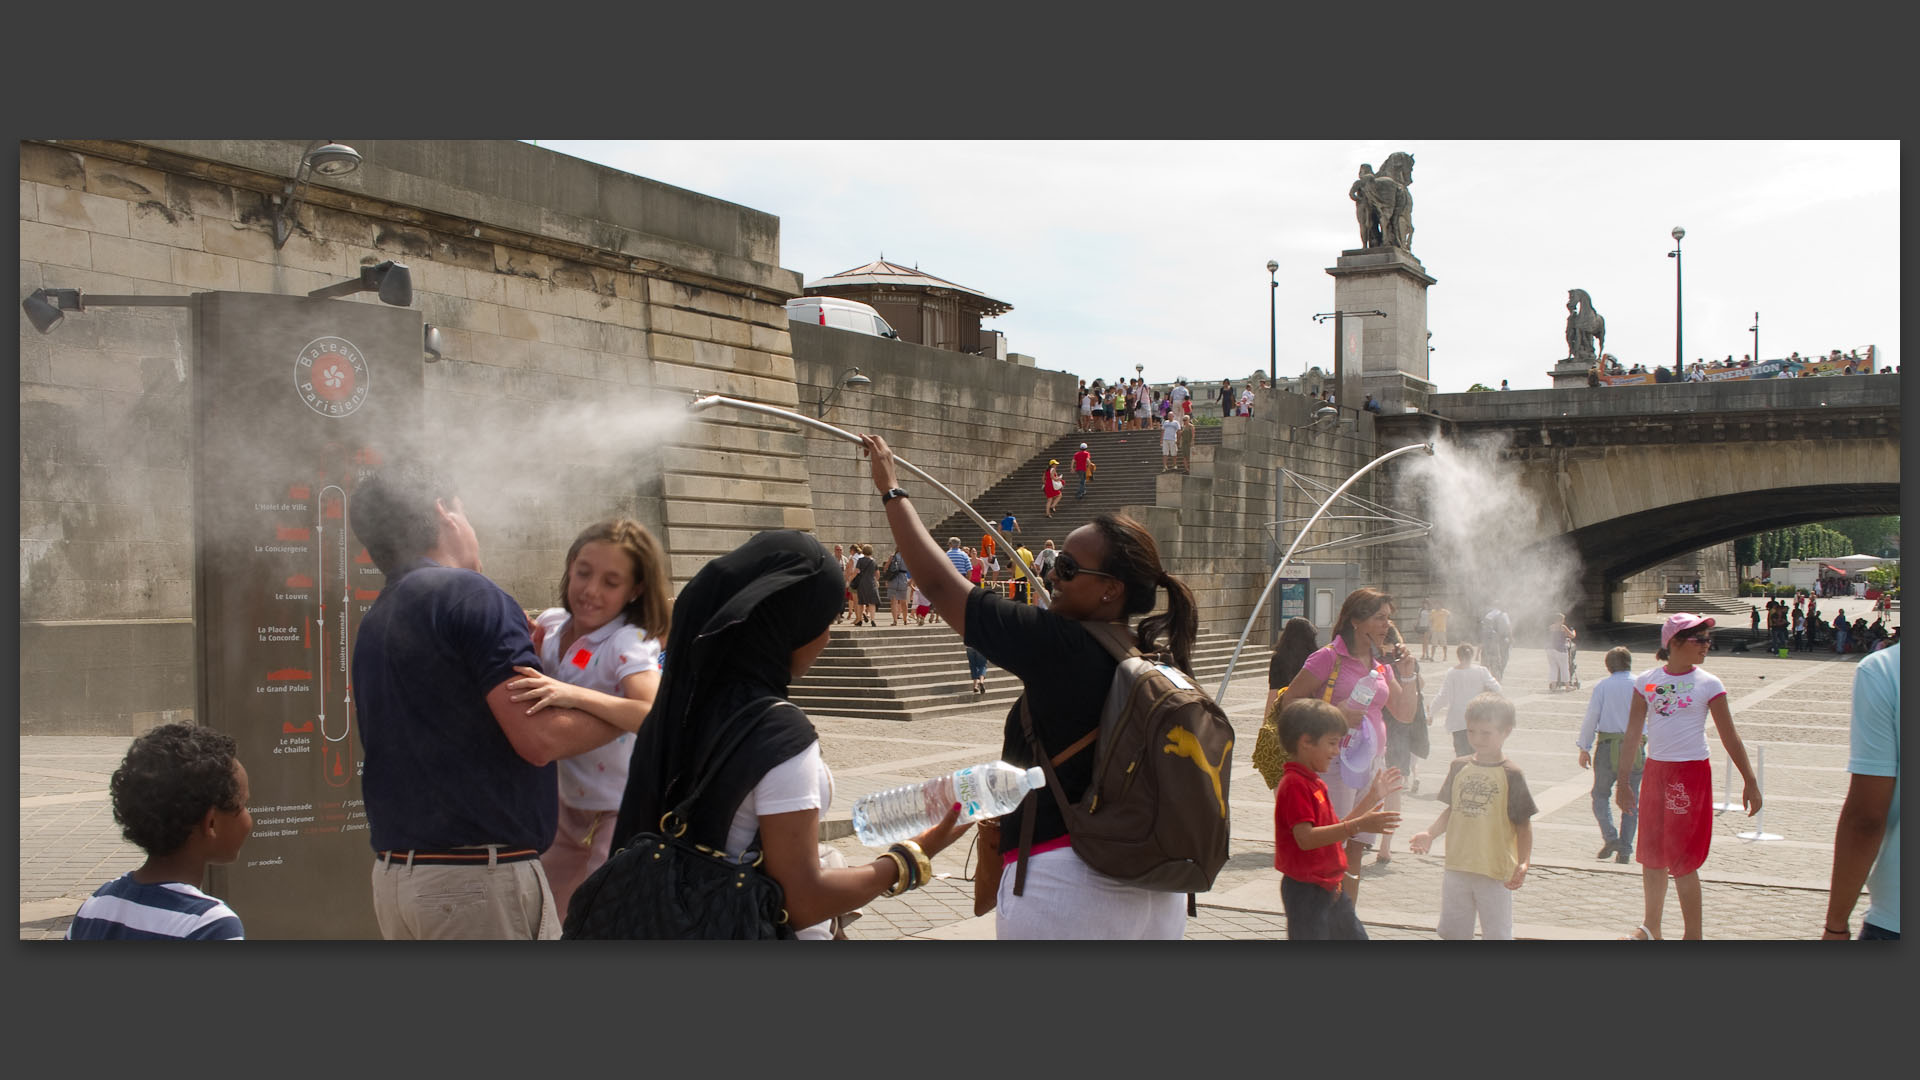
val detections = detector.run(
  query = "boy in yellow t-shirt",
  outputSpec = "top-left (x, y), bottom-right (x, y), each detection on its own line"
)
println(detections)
top-left (1409, 692), bottom-right (1536, 939)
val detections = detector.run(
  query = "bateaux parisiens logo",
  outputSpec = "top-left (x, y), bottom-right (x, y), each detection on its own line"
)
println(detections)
top-left (294, 336), bottom-right (370, 418)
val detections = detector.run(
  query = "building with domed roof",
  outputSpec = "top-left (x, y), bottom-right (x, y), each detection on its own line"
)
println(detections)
top-left (804, 258), bottom-right (1012, 358)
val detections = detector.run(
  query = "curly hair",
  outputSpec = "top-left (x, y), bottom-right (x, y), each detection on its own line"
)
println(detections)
top-left (111, 723), bottom-right (243, 858)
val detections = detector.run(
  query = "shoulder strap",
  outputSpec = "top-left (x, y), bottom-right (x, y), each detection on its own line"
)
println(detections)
top-left (1079, 619), bottom-right (1143, 663)
top-left (1320, 654), bottom-right (1343, 701)
top-left (1011, 693), bottom-right (1098, 898)
top-left (662, 696), bottom-right (791, 830)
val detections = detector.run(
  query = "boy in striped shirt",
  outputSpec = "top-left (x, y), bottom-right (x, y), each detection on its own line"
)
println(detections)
top-left (68, 723), bottom-right (253, 940)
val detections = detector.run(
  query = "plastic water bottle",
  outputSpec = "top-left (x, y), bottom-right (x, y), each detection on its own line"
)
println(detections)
top-left (1345, 676), bottom-right (1378, 710)
top-left (851, 760), bottom-right (1046, 847)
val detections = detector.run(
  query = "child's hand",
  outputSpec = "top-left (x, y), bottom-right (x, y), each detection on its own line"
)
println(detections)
top-left (1408, 831), bottom-right (1431, 855)
top-left (508, 666), bottom-right (572, 714)
top-left (1357, 809), bottom-right (1400, 835)
top-left (1505, 863), bottom-right (1528, 890)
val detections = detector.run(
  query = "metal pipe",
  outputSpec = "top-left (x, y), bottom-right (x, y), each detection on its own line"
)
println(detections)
top-left (686, 394), bottom-right (1034, 582)
top-left (1215, 440), bottom-right (1435, 702)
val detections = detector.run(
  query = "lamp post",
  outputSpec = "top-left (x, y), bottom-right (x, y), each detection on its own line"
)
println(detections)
top-left (815, 366), bottom-right (871, 418)
top-left (1750, 311), bottom-right (1759, 364)
top-left (1266, 259), bottom-right (1279, 387)
top-left (1668, 226), bottom-right (1685, 370)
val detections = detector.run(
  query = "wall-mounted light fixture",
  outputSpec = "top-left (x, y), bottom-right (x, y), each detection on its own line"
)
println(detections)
top-left (270, 140), bottom-right (362, 249)
top-left (21, 288), bottom-right (194, 334)
top-left (309, 261), bottom-right (412, 307)
top-left (815, 366), bottom-right (872, 417)
top-left (423, 323), bottom-right (444, 362)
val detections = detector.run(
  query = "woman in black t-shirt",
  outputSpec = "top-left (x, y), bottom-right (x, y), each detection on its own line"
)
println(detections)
top-left (851, 544), bottom-right (880, 626)
top-left (860, 433), bottom-right (1200, 939)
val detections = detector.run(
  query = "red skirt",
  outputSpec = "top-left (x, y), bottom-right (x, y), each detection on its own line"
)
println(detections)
top-left (1636, 758), bottom-right (1713, 878)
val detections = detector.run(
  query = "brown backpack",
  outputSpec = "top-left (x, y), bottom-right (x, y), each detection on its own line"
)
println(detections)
top-left (1012, 620), bottom-right (1234, 900)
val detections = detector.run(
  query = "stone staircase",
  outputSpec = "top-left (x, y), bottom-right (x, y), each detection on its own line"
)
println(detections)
top-left (788, 617), bottom-right (1251, 722)
top-left (1665, 590), bottom-right (1750, 617)
top-left (923, 424), bottom-right (1225, 550)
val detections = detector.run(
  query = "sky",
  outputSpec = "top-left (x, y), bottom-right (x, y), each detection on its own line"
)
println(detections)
top-left (534, 141), bottom-right (1899, 392)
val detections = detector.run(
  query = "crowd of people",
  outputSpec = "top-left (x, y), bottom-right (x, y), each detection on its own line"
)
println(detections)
top-left (63, 458), bottom-right (1898, 942)
top-left (1589, 348), bottom-right (1894, 387)
top-left (1747, 594), bottom-right (1898, 654)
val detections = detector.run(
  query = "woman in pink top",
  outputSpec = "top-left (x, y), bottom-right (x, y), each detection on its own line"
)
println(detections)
top-left (1277, 587), bottom-right (1416, 903)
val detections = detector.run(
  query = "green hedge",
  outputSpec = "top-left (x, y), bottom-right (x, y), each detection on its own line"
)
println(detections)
top-left (1736, 580), bottom-right (1801, 598)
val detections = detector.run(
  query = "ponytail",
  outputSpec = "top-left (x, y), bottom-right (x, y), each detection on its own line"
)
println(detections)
top-left (1090, 513), bottom-right (1198, 675)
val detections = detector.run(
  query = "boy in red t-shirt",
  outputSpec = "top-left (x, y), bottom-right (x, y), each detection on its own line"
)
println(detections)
top-left (1274, 699), bottom-right (1402, 939)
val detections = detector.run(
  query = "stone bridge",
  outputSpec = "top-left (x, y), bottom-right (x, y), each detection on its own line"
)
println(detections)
top-left (1374, 374), bottom-right (1901, 621)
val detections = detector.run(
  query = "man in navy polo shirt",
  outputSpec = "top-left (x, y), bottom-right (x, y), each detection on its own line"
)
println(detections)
top-left (351, 463), bottom-right (626, 939)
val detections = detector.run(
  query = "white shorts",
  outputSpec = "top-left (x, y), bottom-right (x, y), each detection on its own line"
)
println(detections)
top-left (1162, 439), bottom-right (1178, 454)
top-left (1438, 869), bottom-right (1513, 940)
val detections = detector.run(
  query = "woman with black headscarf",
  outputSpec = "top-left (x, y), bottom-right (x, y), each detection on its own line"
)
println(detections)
top-left (610, 530), bottom-right (968, 937)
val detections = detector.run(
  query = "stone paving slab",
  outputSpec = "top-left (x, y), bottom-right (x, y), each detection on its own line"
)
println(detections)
top-left (19, 637), bottom-right (1879, 941)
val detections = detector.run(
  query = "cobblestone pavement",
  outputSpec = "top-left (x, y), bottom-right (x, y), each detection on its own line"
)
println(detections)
top-left (20, 614), bottom-right (1885, 941)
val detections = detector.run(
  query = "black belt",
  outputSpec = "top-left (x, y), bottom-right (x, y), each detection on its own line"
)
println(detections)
top-left (377, 847), bottom-right (540, 865)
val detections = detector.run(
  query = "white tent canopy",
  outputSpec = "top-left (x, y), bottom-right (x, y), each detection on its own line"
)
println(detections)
top-left (1819, 554), bottom-right (1889, 572)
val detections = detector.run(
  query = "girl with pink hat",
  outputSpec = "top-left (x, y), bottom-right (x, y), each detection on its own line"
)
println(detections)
top-left (1615, 613), bottom-right (1762, 940)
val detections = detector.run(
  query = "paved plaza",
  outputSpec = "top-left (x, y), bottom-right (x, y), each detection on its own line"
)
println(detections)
top-left (20, 610), bottom-right (1892, 941)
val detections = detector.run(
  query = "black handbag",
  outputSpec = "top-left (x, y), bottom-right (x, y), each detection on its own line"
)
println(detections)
top-left (562, 698), bottom-right (797, 940)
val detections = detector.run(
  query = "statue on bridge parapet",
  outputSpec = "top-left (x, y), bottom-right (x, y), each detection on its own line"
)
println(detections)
top-left (1348, 152), bottom-right (1416, 252)
top-left (1565, 288), bottom-right (1605, 361)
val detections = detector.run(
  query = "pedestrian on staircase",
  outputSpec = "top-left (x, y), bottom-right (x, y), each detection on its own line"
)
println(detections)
top-left (1043, 460), bottom-right (1064, 517)
top-left (1073, 443), bottom-right (1093, 499)
top-left (852, 544), bottom-right (880, 626)
top-left (886, 548), bottom-right (912, 626)
top-left (860, 431), bottom-right (1202, 939)
top-left (1161, 411), bottom-right (1182, 472)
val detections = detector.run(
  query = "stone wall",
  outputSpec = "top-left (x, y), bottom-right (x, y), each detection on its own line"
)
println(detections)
top-left (1617, 542), bottom-right (1738, 612)
top-left (1150, 392), bottom-right (1382, 644)
top-left (790, 322), bottom-right (1079, 549)
top-left (19, 139), bottom-right (806, 734)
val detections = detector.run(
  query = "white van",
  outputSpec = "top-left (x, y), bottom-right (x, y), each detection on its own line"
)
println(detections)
top-left (786, 296), bottom-right (899, 339)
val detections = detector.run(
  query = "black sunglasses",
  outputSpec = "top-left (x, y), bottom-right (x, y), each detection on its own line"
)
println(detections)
top-left (1674, 632), bottom-right (1713, 645)
top-left (1051, 551), bottom-right (1118, 582)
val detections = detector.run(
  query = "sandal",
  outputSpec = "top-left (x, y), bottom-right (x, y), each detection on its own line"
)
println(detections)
top-left (1620, 924), bottom-right (1656, 941)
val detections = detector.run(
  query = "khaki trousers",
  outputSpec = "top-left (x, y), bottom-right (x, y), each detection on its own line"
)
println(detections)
top-left (371, 850), bottom-right (560, 940)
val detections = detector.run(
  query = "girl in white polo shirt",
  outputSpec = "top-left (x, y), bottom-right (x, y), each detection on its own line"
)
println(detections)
top-left (1615, 613), bottom-right (1762, 940)
top-left (507, 518), bottom-right (670, 921)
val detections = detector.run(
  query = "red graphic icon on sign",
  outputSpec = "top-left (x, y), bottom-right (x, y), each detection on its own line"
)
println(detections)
top-left (325, 501), bottom-right (343, 519)
top-left (354, 588), bottom-right (381, 602)
top-left (355, 549), bottom-right (373, 565)
top-left (267, 668), bottom-right (312, 682)
top-left (288, 484), bottom-right (311, 500)
top-left (283, 720), bottom-right (314, 734)
top-left (353, 447), bottom-right (382, 466)
top-left (276, 525), bottom-right (311, 542)
top-left (286, 574), bottom-right (313, 588)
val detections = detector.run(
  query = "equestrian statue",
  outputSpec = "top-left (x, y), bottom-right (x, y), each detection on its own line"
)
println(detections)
top-left (1565, 289), bottom-right (1605, 361)
top-left (1348, 152), bottom-right (1416, 252)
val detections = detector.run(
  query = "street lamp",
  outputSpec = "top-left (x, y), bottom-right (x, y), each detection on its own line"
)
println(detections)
top-left (1667, 226), bottom-right (1685, 370)
top-left (1750, 311), bottom-right (1759, 364)
top-left (1266, 259), bottom-right (1279, 387)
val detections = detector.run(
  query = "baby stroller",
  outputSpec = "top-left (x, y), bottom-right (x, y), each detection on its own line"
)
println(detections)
top-left (1562, 639), bottom-right (1581, 692)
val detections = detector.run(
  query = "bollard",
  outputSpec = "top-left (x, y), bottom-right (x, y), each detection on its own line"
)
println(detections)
top-left (1712, 754), bottom-right (1738, 813)
top-left (1736, 744), bottom-right (1783, 842)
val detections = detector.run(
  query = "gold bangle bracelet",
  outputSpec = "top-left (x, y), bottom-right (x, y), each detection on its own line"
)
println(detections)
top-left (896, 840), bottom-right (933, 889)
top-left (877, 851), bottom-right (909, 897)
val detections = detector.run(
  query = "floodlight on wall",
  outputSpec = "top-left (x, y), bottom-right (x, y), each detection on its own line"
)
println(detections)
top-left (271, 140), bottom-right (362, 249)
top-left (308, 261), bottom-right (412, 307)
top-left (423, 323), bottom-right (445, 362)
top-left (1287, 405), bottom-right (1339, 433)
top-left (21, 287), bottom-right (194, 334)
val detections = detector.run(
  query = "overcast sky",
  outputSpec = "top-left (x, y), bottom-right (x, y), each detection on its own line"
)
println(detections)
top-left (536, 141), bottom-right (1899, 391)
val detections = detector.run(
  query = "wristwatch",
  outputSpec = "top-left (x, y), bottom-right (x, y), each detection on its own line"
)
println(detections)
top-left (880, 487), bottom-right (909, 504)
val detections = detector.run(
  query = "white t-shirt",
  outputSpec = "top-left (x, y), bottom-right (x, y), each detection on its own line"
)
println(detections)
top-left (1432, 663), bottom-right (1502, 733)
top-left (1171, 384), bottom-right (1190, 404)
top-left (1161, 418), bottom-right (1181, 444)
top-left (536, 609), bottom-right (663, 810)
top-left (1081, 394), bottom-right (1093, 414)
top-left (1633, 664), bottom-right (1727, 762)
top-left (727, 741), bottom-right (836, 940)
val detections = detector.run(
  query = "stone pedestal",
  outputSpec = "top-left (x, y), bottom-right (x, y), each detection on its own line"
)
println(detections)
top-left (1549, 357), bottom-right (1597, 388)
top-left (1326, 247), bottom-right (1436, 405)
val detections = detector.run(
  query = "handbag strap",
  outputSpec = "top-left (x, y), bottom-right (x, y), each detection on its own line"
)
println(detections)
top-left (660, 695), bottom-right (791, 836)
top-left (1320, 654), bottom-right (1343, 701)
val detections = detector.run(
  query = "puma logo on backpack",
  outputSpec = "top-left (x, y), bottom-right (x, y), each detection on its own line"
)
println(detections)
top-left (1014, 620), bottom-right (1235, 897)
